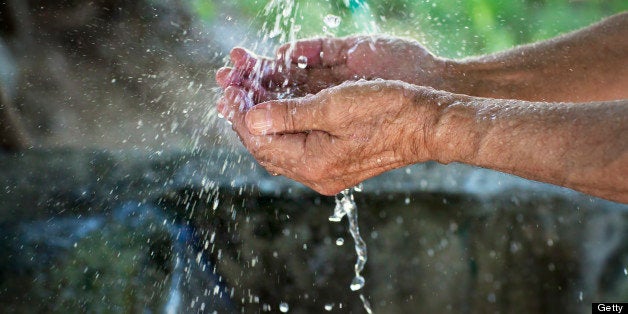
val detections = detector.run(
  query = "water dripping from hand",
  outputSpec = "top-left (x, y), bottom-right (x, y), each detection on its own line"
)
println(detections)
top-left (329, 187), bottom-right (373, 313)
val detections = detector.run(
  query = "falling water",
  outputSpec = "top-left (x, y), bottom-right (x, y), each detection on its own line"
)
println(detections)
top-left (240, 0), bottom-right (379, 312)
top-left (324, 2), bottom-right (378, 312)
top-left (329, 186), bottom-right (373, 313)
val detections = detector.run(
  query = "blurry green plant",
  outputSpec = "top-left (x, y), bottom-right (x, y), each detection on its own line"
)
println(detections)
top-left (195, 0), bottom-right (627, 57)
top-left (191, 0), bottom-right (216, 20)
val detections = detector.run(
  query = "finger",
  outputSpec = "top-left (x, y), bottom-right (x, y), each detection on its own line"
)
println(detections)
top-left (277, 36), bottom-right (361, 68)
top-left (220, 87), bottom-right (274, 158)
top-left (231, 47), bottom-right (307, 92)
top-left (216, 67), bottom-right (247, 88)
top-left (222, 89), bottom-right (309, 168)
top-left (217, 94), bottom-right (237, 122)
top-left (231, 77), bottom-right (282, 104)
top-left (263, 62), bottom-right (309, 90)
top-left (265, 66), bottom-right (349, 96)
top-left (215, 67), bottom-right (231, 88)
top-left (218, 86), bottom-right (309, 180)
top-left (216, 95), bottom-right (228, 117)
top-left (255, 133), bottom-right (307, 170)
top-left (221, 90), bottom-right (335, 193)
top-left (231, 47), bottom-right (277, 79)
top-left (218, 70), bottom-right (285, 104)
top-left (230, 48), bottom-right (292, 96)
top-left (230, 47), bottom-right (255, 69)
top-left (241, 82), bottom-right (281, 104)
top-left (245, 96), bottom-right (326, 135)
top-left (276, 39), bottom-right (323, 68)
top-left (220, 86), bottom-right (254, 123)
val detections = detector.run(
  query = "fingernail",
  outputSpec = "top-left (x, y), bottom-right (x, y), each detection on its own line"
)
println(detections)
top-left (246, 109), bottom-right (272, 133)
top-left (230, 48), bottom-right (246, 65)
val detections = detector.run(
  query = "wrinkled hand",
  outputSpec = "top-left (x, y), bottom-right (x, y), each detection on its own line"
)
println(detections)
top-left (216, 80), bottom-right (443, 195)
top-left (215, 35), bottom-right (448, 104)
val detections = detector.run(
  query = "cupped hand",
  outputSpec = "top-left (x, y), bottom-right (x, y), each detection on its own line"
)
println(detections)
top-left (216, 79), bottom-right (447, 195)
top-left (215, 35), bottom-right (449, 104)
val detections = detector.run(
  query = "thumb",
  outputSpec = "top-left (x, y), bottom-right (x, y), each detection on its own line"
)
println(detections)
top-left (245, 97), bottom-right (325, 135)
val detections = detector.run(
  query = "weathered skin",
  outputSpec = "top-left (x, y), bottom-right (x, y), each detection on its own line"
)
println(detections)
top-left (216, 12), bottom-right (628, 203)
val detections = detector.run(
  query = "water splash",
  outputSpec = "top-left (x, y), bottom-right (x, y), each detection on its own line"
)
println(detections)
top-left (329, 188), bottom-right (373, 313)
top-left (296, 55), bottom-right (308, 69)
top-left (227, 1), bottom-right (380, 312)
top-left (279, 301), bottom-right (289, 312)
top-left (344, 0), bottom-right (380, 34)
top-left (360, 294), bottom-right (373, 314)
top-left (323, 14), bottom-right (342, 28)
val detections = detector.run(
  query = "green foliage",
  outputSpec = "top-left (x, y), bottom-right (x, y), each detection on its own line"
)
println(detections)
top-left (191, 0), bottom-right (216, 21)
top-left (195, 0), bottom-right (627, 57)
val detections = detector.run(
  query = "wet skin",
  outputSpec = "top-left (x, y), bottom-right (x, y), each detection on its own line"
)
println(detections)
top-left (215, 13), bottom-right (628, 203)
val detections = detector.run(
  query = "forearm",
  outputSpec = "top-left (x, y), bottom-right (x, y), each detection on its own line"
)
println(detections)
top-left (441, 12), bottom-right (628, 102)
top-left (425, 94), bottom-right (628, 203)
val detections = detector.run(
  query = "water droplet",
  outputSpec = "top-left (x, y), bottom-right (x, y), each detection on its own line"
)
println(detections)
top-left (323, 14), bottom-right (341, 28)
top-left (336, 238), bottom-right (344, 246)
top-left (359, 294), bottom-right (373, 314)
top-left (212, 197), bottom-right (219, 210)
top-left (282, 5), bottom-right (292, 17)
top-left (331, 189), bottom-right (369, 299)
top-left (353, 183), bottom-right (363, 192)
top-left (324, 303), bottom-right (334, 311)
top-left (279, 302), bottom-right (289, 312)
top-left (297, 55), bottom-right (308, 69)
top-left (350, 275), bottom-right (365, 291)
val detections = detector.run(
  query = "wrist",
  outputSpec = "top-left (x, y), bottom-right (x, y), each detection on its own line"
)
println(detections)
top-left (446, 56), bottom-right (536, 100)
top-left (424, 92), bottom-right (488, 166)
top-left (400, 86), bottom-right (478, 165)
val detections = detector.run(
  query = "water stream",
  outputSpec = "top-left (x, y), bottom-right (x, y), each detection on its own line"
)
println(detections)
top-left (243, 1), bottom-right (380, 311)
top-left (329, 187), bottom-right (373, 313)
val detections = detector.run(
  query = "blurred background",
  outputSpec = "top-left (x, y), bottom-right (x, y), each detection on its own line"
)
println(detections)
top-left (0, 0), bottom-right (627, 313)
top-left (0, 0), bottom-right (626, 150)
